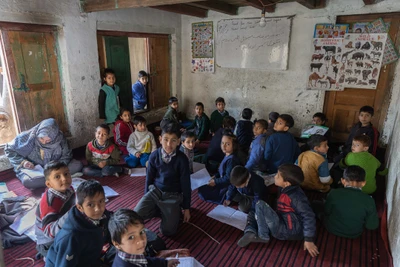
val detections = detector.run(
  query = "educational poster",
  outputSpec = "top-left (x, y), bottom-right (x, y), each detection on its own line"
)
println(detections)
top-left (366, 18), bottom-right (399, 65)
top-left (314, 24), bottom-right (349, 38)
top-left (191, 21), bottom-right (214, 73)
top-left (308, 38), bottom-right (344, 91)
top-left (341, 33), bottom-right (387, 89)
top-left (352, 23), bottom-right (369, 33)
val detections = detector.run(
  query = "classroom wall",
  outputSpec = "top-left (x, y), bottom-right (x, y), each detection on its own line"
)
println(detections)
top-left (0, 0), bottom-right (181, 151)
top-left (180, 0), bottom-right (400, 142)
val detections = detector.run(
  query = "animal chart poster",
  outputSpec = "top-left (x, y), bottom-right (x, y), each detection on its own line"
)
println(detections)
top-left (341, 33), bottom-right (387, 89)
top-left (314, 24), bottom-right (349, 38)
top-left (308, 38), bottom-right (344, 91)
top-left (191, 21), bottom-right (214, 73)
top-left (366, 18), bottom-right (399, 65)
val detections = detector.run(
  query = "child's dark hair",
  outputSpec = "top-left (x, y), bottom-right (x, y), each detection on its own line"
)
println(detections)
top-left (222, 116), bottom-right (236, 129)
top-left (242, 108), bottom-right (253, 120)
top-left (97, 124), bottom-right (110, 135)
top-left (195, 102), bottom-right (204, 109)
top-left (230, 166), bottom-right (250, 186)
top-left (343, 165), bottom-right (366, 182)
top-left (255, 119), bottom-right (268, 130)
top-left (117, 108), bottom-right (131, 121)
top-left (278, 114), bottom-right (295, 128)
top-left (108, 209), bottom-right (144, 244)
top-left (76, 180), bottom-right (105, 205)
top-left (133, 115), bottom-right (146, 126)
top-left (313, 112), bottom-right (327, 123)
top-left (307, 135), bottom-right (328, 150)
top-left (269, 112), bottom-right (279, 123)
top-left (353, 135), bottom-right (371, 147)
top-left (359, 105), bottom-right (374, 116)
top-left (102, 68), bottom-right (115, 78)
top-left (138, 70), bottom-right (148, 78)
top-left (44, 161), bottom-right (68, 181)
top-left (278, 164), bottom-right (304, 185)
top-left (222, 129), bottom-right (238, 153)
top-left (215, 97), bottom-right (225, 105)
top-left (168, 97), bottom-right (178, 104)
top-left (181, 131), bottom-right (196, 142)
top-left (161, 122), bottom-right (181, 138)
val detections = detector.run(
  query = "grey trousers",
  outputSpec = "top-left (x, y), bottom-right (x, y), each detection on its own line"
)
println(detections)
top-left (134, 185), bottom-right (183, 236)
top-left (17, 159), bottom-right (83, 189)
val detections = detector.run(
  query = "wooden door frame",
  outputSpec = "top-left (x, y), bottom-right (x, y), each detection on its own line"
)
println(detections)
top-left (323, 12), bottom-right (400, 142)
top-left (96, 30), bottom-right (170, 110)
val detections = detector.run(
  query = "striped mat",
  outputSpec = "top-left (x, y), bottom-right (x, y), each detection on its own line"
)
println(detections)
top-left (1, 169), bottom-right (392, 267)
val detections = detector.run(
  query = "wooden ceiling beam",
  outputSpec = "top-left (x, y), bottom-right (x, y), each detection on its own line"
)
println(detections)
top-left (81, 0), bottom-right (202, 13)
top-left (295, 0), bottom-right (326, 9)
top-left (188, 1), bottom-right (238, 16)
top-left (152, 4), bottom-right (208, 17)
top-left (245, 0), bottom-right (275, 13)
top-left (363, 0), bottom-right (376, 4)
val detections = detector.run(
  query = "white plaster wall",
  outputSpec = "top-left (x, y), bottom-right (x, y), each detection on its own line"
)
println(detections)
top-left (0, 0), bottom-right (181, 149)
top-left (181, 0), bottom-right (400, 138)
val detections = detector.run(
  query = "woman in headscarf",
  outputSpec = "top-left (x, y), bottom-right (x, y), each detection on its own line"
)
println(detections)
top-left (5, 118), bottom-right (83, 189)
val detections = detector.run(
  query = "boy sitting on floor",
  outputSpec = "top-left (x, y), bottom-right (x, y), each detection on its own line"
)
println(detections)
top-left (245, 119), bottom-right (268, 175)
top-left (125, 116), bottom-right (157, 168)
top-left (46, 180), bottom-right (115, 266)
top-left (185, 102), bottom-right (210, 142)
top-left (339, 135), bottom-right (387, 195)
top-left (180, 131), bottom-right (196, 174)
top-left (316, 165), bottom-right (379, 238)
top-left (35, 161), bottom-right (75, 259)
top-left (224, 166), bottom-right (268, 247)
top-left (296, 135), bottom-right (332, 193)
top-left (234, 108), bottom-right (254, 163)
top-left (264, 114), bottom-right (300, 174)
top-left (109, 208), bottom-right (180, 267)
top-left (210, 97), bottom-right (229, 135)
top-left (240, 164), bottom-right (319, 258)
top-left (160, 97), bottom-right (180, 129)
top-left (266, 112), bottom-right (279, 138)
top-left (134, 123), bottom-right (191, 236)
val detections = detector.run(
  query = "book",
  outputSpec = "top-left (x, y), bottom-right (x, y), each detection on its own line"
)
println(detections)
top-left (19, 164), bottom-right (44, 178)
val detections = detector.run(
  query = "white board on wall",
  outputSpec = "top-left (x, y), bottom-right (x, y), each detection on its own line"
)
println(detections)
top-left (216, 16), bottom-right (292, 70)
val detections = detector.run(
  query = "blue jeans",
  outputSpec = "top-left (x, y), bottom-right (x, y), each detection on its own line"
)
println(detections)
top-left (82, 165), bottom-right (122, 177)
top-left (125, 153), bottom-right (150, 168)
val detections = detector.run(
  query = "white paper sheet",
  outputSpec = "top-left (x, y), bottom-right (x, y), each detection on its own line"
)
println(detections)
top-left (190, 168), bottom-right (211, 190)
top-left (130, 168), bottom-right (147, 177)
top-left (192, 162), bottom-right (206, 173)
top-left (10, 207), bottom-right (37, 235)
top-left (71, 177), bottom-right (86, 191)
top-left (19, 164), bottom-right (44, 178)
top-left (207, 205), bottom-right (248, 231)
top-left (24, 225), bottom-right (37, 242)
top-left (103, 186), bottom-right (119, 198)
top-left (166, 257), bottom-right (204, 267)
top-left (0, 182), bottom-right (8, 193)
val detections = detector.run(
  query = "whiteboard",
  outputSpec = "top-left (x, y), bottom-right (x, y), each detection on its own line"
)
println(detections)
top-left (216, 17), bottom-right (292, 70)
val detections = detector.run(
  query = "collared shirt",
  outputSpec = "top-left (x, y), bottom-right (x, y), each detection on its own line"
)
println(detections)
top-left (48, 187), bottom-right (74, 201)
top-left (84, 213), bottom-right (107, 226)
top-left (118, 250), bottom-right (148, 265)
top-left (161, 149), bottom-right (176, 164)
top-left (218, 110), bottom-right (227, 116)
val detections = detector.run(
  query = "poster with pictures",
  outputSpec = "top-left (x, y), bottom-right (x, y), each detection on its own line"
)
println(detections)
top-left (308, 38), bottom-right (344, 91)
top-left (352, 23), bottom-right (369, 33)
top-left (191, 21), bottom-right (214, 73)
top-left (366, 18), bottom-right (399, 65)
top-left (314, 24), bottom-right (349, 38)
top-left (341, 33), bottom-right (387, 89)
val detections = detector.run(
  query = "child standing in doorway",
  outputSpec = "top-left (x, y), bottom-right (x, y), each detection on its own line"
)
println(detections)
top-left (98, 68), bottom-right (120, 125)
top-left (132, 70), bottom-right (148, 111)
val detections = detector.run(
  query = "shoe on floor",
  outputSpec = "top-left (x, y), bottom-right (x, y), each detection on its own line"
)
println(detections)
top-left (71, 172), bottom-right (83, 178)
top-left (237, 232), bottom-right (269, 247)
top-left (114, 172), bottom-right (119, 178)
top-left (123, 167), bottom-right (132, 175)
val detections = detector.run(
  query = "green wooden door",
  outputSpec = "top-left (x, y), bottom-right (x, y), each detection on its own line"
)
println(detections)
top-left (104, 36), bottom-right (133, 114)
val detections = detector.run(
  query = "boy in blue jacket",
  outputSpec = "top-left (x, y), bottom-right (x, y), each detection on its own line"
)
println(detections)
top-left (109, 209), bottom-right (179, 267)
top-left (239, 164), bottom-right (319, 258)
top-left (245, 119), bottom-right (268, 174)
top-left (134, 123), bottom-right (191, 236)
top-left (46, 180), bottom-right (115, 267)
top-left (264, 114), bottom-right (300, 174)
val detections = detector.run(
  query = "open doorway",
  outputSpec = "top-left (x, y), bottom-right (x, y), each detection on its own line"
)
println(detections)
top-left (97, 31), bottom-right (171, 115)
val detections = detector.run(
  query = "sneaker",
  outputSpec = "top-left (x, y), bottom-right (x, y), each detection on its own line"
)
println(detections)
top-left (71, 172), bottom-right (83, 178)
top-left (237, 232), bottom-right (269, 247)
top-left (123, 167), bottom-right (132, 175)
top-left (114, 172), bottom-right (119, 178)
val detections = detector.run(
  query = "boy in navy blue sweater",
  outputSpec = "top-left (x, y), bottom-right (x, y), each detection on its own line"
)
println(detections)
top-left (109, 209), bottom-right (179, 267)
top-left (235, 108), bottom-right (254, 164)
top-left (245, 119), bottom-right (268, 174)
top-left (264, 114), bottom-right (300, 174)
top-left (240, 164), bottom-right (319, 258)
top-left (46, 180), bottom-right (115, 267)
top-left (134, 123), bottom-right (191, 236)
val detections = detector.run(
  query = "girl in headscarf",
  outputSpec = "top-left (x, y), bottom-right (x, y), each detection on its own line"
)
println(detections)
top-left (5, 118), bottom-right (83, 189)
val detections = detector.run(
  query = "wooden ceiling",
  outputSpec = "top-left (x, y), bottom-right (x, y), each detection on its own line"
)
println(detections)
top-left (81, 0), bottom-right (380, 18)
